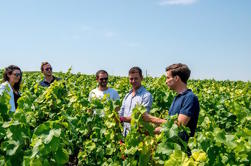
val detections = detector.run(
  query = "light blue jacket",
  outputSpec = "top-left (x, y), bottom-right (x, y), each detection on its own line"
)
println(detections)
top-left (0, 81), bottom-right (16, 112)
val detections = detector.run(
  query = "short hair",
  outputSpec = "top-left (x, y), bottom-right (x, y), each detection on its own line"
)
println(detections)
top-left (166, 63), bottom-right (191, 84)
top-left (129, 66), bottom-right (143, 78)
top-left (3, 65), bottom-right (22, 91)
top-left (96, 70), bottom-right (108, 79)
top-left (41, 62), bottom-right (50, 72)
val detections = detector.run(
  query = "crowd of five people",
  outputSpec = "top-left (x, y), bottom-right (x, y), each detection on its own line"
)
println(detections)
top-left (0, 62), bottom-right (200, 148)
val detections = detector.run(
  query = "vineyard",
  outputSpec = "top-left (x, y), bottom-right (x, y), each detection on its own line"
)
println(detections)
top-left (0, 69), bottom-right (250, 166)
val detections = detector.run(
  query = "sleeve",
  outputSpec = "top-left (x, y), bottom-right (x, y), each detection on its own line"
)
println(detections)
top-left (179, 95), bottom-right (197, 117)
top-left (0, 84), bottom-right (7, 95)
top-left (119, 96), bottom-right (126, 117)
top-left (88, 90), bottom-right (94, 102)
top-left (142, 93), bottom-right (153, 113)
top-left (0, 85), bottom-right (4, 95)
top-left (114, 90), bottom-right (120, 101)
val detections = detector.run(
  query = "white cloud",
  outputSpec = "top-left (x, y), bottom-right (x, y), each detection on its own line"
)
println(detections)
top-left (159, 0), bottom-right (198, 5)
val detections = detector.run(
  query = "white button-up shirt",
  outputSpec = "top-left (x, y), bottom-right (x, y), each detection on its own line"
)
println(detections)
top-left (119, 86), bottom-right (153, 136)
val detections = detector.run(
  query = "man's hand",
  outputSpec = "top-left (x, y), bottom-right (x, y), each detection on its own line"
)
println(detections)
top-left (154, 126), bottom-right (162, 134)
top-left (142, 112), bottom-right (151, 122)
top-left (120, 116), bottom-right (131, 123)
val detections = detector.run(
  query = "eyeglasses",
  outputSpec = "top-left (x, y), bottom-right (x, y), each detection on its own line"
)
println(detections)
top-left (13, 73), bottom-right (21, 77)
top-left (99, 77), bottom-right (108, 81)
top-left (45, 67), bottom-right (52, 71)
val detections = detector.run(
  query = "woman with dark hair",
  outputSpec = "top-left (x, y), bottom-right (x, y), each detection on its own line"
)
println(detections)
top-left (0, 65), bottom-right (22, 112)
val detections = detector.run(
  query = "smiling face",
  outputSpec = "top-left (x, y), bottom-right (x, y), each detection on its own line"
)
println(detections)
top-left (42, 63), bottom-right (53, 77)
top-left (97, 72), bottom-right (108, 88)
top-left (129, 72), bottom-right (142, 90)
top-left (7, 69), bottom-right (21, 85)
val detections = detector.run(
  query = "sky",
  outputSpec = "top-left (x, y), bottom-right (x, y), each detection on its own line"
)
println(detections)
top-left (0, 0), bottom-right (250, 81)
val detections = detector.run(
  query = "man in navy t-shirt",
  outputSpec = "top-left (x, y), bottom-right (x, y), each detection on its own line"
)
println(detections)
top-left (143, 63), bottom-right (200, 140)
top-left (39, 62), bottom-right (61, 87)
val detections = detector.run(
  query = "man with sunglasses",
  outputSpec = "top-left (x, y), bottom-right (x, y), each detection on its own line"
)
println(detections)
top-left (39, 62), bottom-right (61, 87)
top-left (88, 70), bottom-right (120, 101)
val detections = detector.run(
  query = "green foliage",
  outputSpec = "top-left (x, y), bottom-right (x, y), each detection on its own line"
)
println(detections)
top-left (0, 71), bottom-right (250, 165)
top-left (122, 105), bottom-right (156, 166)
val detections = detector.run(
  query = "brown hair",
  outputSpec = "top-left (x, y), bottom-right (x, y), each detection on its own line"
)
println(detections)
top-left (129, 66), bottom-right (143, 78)
top-left (166, 63), bottom-right (191, 84)
top-left (96, 70), bottom-right (108, 79)
top-left (3, 65), bottom-right (22, 91)
top-left (41, 62), bottom-right (50, 72)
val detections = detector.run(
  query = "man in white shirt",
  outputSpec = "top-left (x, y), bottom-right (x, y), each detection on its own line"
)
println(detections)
top-left (89, 70), bottom-right (120, 101)
top-left (119, 66), bottom-right (153, 136)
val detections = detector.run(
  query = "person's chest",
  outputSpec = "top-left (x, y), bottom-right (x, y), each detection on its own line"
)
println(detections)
top-left (124, 94), bottom-right (143, 112)
top-left (169, 96), bottom-right (184, 115)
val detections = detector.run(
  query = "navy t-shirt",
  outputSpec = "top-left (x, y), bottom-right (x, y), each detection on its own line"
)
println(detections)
top-left (169, 89), bottom-right (200, 138)
top-left (39, 76), bottom-right (61, 87)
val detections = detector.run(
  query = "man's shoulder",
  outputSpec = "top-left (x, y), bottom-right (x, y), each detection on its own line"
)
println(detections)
top-left (39, 79), bottom-right (44, 84)
top-left (54, 76), bottom-right (61, 81)
top-left (107, 88), bottom-right (118, 93)
top-left (185, 90), bottom-right (198, 100)
top-left (90, 88), bottom-right (99, 94)
top-left (140, 86), bottom-right (152, 97)
top-left (52, 76), bottom-right (61, 81)
top-left (39, 80), bottom-right (48, 87)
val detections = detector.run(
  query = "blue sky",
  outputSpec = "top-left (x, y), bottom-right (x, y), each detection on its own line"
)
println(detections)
top-left (0, 0), bottom-right (250, 81)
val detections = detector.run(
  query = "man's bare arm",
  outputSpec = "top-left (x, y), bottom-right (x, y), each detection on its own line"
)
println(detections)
top-left (142, 112), bottom-right (167, 125)
top-left (177, 114), bottom-right (191, 126)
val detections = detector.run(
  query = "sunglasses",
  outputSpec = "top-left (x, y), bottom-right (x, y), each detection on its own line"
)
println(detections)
top-left (45, 67), bottom-right (52, 71)
top-left (13, 73), bottom-right (21, 77)
top-left (99, 77), bottom-right (108, 81)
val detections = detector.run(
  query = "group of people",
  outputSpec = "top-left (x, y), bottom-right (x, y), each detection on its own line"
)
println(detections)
top-left (87, 63), bottom-right (200, 142)
top-left (0, 62), bottom-right (200, 143)
top-left (0, 62), bottom-right (60, 111)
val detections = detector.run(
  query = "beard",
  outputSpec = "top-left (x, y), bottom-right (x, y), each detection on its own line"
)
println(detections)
top-left (45, 71), bottom-right (52, 77)
top-left (99, 82), bottom-right (107, 88)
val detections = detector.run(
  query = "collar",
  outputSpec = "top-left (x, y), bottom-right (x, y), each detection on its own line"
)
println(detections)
top-left (97, 87), bottom-right (109, 92)
top-left (4, 81), bottom-right (13, 92)
top-left (177, 89), bottom-right (191, 97)
top-left (43, 76), bottom-right (55, 84)
top-left (128, 86), bottom-right (144, 95)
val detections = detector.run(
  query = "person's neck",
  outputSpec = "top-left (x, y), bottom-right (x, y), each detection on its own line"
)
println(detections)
top-left (132, 85), bottom-right (141, 96)
top-left (99, 86), bottom-right (108, 91)
top-left (175, 83), bottom-right (188, 94)
top-left (45, 75), bottom-right (54, 83)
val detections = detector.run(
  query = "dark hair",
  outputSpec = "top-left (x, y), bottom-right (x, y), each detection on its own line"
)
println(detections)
top-left (41, 62), bottom-right (50, 72)
top-left (3, 65), bottom-right (22, 91)
top-left (96, 70), bottom-right (108, 79)
top-left (129, 66), bottom-right (143, 78)
top-left (166, 63), bottom-right (191, 84)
